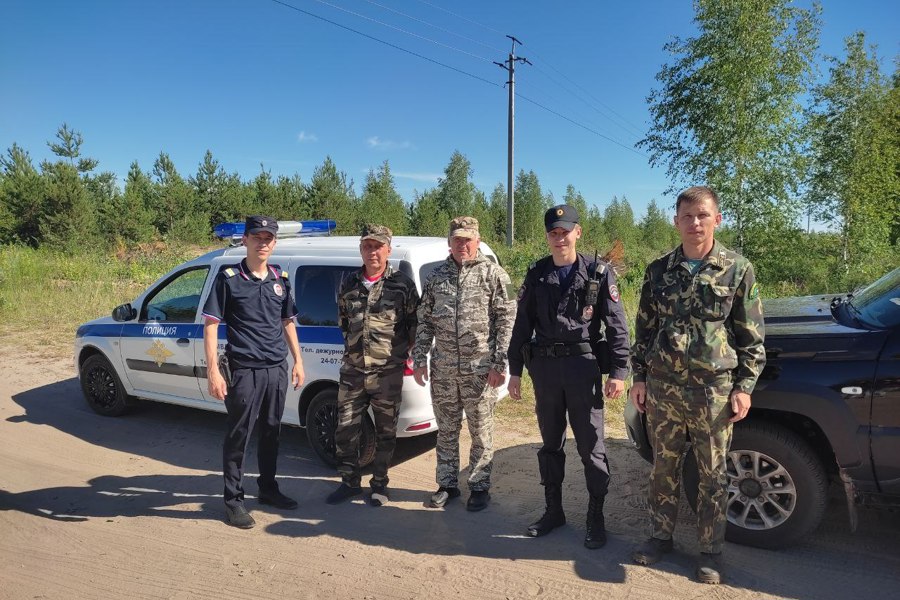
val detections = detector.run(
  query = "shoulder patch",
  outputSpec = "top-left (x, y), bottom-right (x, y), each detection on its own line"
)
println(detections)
top-left (609, 284), bottom-right (620, 303)
top-left (517, 283), bottom-right (527, 302)
top-left (749, 282), bottom-right (760, 301)
top-left (223, 268), bottom-right (236, 277)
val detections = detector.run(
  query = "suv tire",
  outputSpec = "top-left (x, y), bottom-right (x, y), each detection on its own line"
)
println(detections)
top-left (80, 354), bottom-right (132, 417)
top-left (305, 388), bottom-right (376, 469)
top-left (682, 421), bottom-right (828, 549)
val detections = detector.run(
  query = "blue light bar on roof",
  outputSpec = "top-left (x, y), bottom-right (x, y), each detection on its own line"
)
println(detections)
top-left (214, 220), bottom-right (336, 240)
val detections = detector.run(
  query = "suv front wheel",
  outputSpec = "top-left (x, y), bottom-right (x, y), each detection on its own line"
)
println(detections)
top-left (305, 388), bottom-right (376, 468)
top-left (683, 421), bottom-right (828, 549)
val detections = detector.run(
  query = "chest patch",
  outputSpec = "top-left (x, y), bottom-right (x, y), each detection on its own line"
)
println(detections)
top-left (273, 283), bottom-right (284, 297)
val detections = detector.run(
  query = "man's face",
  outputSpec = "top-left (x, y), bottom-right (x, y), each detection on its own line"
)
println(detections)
top-left (243, 231), bottom-right (276, 261)
top-left (449, 235), bottom-right (479, 264)
top-left (546, 225), bottom-right (581, 257)
top-left (360, 238), bottom-right (391, 275)
top-left (674, 197), bottom-right (722, 247)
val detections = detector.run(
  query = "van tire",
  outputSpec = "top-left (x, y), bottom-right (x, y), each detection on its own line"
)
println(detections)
top-left (306, 388), bottom-right (376, 468)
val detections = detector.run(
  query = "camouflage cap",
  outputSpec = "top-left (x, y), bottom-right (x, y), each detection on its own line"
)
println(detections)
top-left (449, 216), bottom-right (479, 239)
top-left (360, 223), bottom-right (392, 245)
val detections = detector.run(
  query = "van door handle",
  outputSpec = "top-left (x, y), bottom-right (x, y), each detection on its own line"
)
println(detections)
top-left (841, 386), bottom-right (863, 395)
top-left (177, 338), bottom-right (191, 346)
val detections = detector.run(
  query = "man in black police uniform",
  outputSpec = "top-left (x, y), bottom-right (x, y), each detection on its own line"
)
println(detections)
top-left (507, 204), bottom-right (630, 548)
top-left (202, 215), bottom-right (305, 529)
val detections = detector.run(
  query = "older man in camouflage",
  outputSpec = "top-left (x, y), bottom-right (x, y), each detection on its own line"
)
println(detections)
top-left (413, 216), bottom-right (516, 512)
top-left (326, 224), bottom-right (419, 507)
top-left (629, 186), bottom-right (765, 584)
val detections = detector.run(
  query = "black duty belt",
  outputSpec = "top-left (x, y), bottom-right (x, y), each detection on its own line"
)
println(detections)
top-left (532, 342), bottom-right (593, 359)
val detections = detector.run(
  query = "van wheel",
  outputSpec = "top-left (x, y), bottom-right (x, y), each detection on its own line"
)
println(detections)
top-left (682, 421), bottom-right (828, 549)
top-left (305, 389), bottom-right (376, 468)
top-left (80, 354), bottom-right (131, 416)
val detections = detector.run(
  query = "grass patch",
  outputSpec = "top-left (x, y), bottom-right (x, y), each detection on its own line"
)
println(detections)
top-left (0, 244), bottom-right (205, 355)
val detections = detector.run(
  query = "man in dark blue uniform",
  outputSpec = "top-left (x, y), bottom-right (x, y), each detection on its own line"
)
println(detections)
top-left (202, 215), bottom-right (305, 529)
top-left (507, 205), bottom-right (630, 549)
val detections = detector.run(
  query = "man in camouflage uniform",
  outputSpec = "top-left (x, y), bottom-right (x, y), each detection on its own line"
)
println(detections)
top-left (413, 216), bottom-right (516, 512)
top-left (629, 186), bottom-right (766, 584)
top-left (326, 224), bottom-right (419, 506)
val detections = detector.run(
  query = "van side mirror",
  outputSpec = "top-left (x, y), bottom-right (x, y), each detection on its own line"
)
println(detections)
top-left (112, 303), bottom-right (137, 322)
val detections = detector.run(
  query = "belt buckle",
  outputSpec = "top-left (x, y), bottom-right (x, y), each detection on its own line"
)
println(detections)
top-left (550, 342), bottom-right (566, 358)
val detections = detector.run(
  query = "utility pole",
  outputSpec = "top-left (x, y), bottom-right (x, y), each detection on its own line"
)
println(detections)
top-left (495, 36), bottom-right (530, 247)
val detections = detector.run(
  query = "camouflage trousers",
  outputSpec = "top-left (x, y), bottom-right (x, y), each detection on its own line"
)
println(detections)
top-left (431, 372), bottom-right (499, 492)
top-left (645, 377), bottom-right (733, 554)
top-left (334, 367), bottom-right (403, 488)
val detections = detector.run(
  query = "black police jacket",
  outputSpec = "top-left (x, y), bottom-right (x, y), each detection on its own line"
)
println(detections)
top-left (507, 252), bottom-right (630, 380)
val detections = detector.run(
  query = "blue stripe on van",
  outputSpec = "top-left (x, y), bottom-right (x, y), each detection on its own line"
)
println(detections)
top-left (77, 322), bottom-right (343, 345)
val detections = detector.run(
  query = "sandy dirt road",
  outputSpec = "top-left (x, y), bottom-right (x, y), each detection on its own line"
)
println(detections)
top-left (1, 351), bottom-right (899, 600)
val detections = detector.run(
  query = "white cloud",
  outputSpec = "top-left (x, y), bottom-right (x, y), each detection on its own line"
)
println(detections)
top-left (366, 136), bottom-right (413, 150)
top-left (394, 171), bottom-right (442, 183)
top-left (297, 131), bottom-right (318, 143)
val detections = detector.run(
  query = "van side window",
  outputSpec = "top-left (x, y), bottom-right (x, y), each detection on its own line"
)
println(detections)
top-left (294, 265), bottom-right (358, 326)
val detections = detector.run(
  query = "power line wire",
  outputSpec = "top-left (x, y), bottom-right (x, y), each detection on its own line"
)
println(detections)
top-left (305, 0), bottom-right (493, 62)
top-left (357, 0), bottom-right (506, 54)
top-left (527, 51), bottom-right (645, 138)
top-left (412, 0), bottom-right (506, 36)
top-left (267, 0), bottom-right (643, 155)
top-left (267, 0), bottom-right (501, 87)
top-left (410, 0), bottom-right (646, 137)
top-left (516, 92), bottom-right (647, 158)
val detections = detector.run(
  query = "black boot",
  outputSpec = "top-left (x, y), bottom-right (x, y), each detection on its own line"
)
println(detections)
top-left (526, 485), bottom-right (566, 537)
top-left (583, 495), bottom-right (606, 549)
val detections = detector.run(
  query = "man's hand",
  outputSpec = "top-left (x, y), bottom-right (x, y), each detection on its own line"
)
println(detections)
top-left (629, 382), bottom-right (647, 413)
top-left (413, 365), bottom-right (429, 386)
top-left (208, 369), bottom-right (228, 401)
top-left (292, 361), bottom-right (305, 390)
top-left (508, 375), bottom-right (521, 401)
top-left (487, 368), bottom-right (505, 389)
top-left (729, 390), bottom-right (751, 422)
top-left (604, 377), bottom-right (624, 399)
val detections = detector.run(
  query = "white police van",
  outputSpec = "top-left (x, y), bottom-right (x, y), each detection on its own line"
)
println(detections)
top-left (74, 220), bottom-right (505, 467)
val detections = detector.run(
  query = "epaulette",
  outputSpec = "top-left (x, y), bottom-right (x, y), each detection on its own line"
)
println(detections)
top-left (281, 270), bottom-right (289, 280)
top-left (223, 268), bottom-right (237, 278)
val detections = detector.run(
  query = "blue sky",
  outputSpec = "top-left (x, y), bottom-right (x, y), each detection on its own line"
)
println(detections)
top-left (2, 0), bottom-right (898, 221)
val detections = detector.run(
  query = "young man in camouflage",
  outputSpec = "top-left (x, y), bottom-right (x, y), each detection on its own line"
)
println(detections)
top-left (629, 186), bottom-right (766, 584)
top-left (413, 216), bottom-right (516, 512)
top-left (326, 224), bottom-right (419, 506)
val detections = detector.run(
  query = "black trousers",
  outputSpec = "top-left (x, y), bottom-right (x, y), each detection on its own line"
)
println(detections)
top-left (529, 353), bottom-right (610, 498)
top-left (223, 361), bottom-right (288, 508)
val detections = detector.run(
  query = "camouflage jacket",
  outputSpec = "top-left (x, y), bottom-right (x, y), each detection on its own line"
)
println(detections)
top-left (413, 252), bottom-right (516, 376)
top-left (632, 240), bottom-right (766, 394)
top-left (338, 264), bottom-right (419, 373)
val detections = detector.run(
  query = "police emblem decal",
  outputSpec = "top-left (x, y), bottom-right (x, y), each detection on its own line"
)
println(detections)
top-left (273, 283), bottom-right (284, 297)
top-left (582, 305), bottom-right (594, 320)
top-left (609, 284), bottom-right (620, 302)
top-left (146, 339), bottom-right (174, 367)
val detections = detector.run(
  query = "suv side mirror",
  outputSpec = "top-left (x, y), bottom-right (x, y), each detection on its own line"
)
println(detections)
top-left (112, 303), bottom-right (137, 322)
